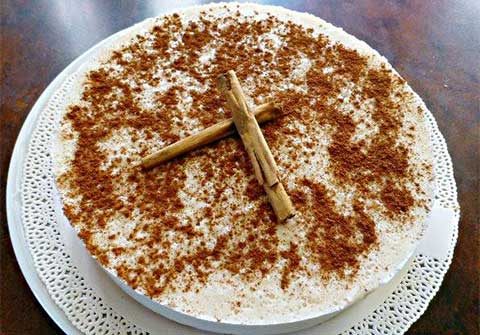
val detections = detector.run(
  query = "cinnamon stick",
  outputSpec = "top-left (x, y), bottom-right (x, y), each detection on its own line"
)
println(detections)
top-left (141, 102), bottom-right (281, 169)
top-left (217, 70), bottom-right (294, 222)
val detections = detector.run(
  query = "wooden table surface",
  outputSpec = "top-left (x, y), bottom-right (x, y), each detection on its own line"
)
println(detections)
top-left (1, 1), bottom-right (479, 334)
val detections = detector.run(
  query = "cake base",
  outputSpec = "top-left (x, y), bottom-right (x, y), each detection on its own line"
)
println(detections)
top-left (105, 269), bottom-right (340, 334)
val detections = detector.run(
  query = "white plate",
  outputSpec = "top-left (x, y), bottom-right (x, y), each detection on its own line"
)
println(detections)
top-left (6, 20), bottom-right (150, 335)
top-left (7, 3), bottom-right (460, 335)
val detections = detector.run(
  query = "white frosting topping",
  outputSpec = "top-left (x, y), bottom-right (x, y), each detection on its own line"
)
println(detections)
top-left (52, 3), bottom-right (434, 325)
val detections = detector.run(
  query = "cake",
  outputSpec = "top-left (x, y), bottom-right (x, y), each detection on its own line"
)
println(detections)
top-left (52, 3), bottom-right (434, 332)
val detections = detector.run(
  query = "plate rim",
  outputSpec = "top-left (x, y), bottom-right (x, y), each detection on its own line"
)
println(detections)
top-left (5, 19), bottom-right (151, 335)
top-left (6, 61), bottom-right (82, 335)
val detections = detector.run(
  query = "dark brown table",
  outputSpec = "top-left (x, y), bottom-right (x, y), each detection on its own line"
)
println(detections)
top-left (1, 1), bottom-right (479, 334)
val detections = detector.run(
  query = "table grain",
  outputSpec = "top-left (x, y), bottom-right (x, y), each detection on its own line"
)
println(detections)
top-left (1, 1), bottom-right (479, 334)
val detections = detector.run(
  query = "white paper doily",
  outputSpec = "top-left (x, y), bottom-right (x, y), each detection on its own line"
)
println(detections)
top-left (11, 4), bottom-right (459, 335)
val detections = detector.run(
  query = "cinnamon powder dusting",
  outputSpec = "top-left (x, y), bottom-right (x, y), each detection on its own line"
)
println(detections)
top-left (56, 8), bottom-right (432, 298)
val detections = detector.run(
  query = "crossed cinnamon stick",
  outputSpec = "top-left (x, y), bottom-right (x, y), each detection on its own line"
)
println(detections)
top-left (141, 102), bottom-right (281, 169)
top-left (217, 71), bottom-right (294, 221)
top-left (141, 70), bottom-right (294, 222)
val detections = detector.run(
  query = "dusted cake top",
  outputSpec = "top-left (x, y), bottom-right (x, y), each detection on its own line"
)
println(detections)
top-left (53, 3), bottom-right (434, 324)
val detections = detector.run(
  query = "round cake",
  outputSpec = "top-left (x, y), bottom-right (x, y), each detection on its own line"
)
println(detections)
top-left (52, 3), bottom-right (434, 333)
